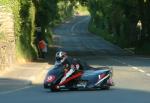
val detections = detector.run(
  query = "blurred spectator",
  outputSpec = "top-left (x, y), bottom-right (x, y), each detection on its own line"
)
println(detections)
top-left (38, 39), bottom-right (47, 58)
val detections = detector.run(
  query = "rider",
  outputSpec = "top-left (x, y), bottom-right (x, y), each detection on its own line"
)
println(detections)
top-left (55, 51), bottom-right (82, 73)
top-left (55, 51), bottom-right (83, 85)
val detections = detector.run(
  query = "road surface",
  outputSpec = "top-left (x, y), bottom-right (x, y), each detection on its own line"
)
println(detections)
top-left (0, 16), bottom-right (150, 103)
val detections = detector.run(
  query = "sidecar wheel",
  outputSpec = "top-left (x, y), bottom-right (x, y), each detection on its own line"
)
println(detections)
top-left (69, 88), bottom-right (78, 91)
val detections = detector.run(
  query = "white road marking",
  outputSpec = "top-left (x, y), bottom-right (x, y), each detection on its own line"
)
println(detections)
top-left (146, 73), bottom-right (150, 76)
top-left (0, 86), bottom-right (33, 95)
top-left (112, 58), bottom-right (149, 77)
top-left (138, 69), bottom-right (145, 73)
top-left (132, 67), bottom-right (138, 70)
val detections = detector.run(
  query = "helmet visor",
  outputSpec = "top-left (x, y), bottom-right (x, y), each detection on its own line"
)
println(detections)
top-left (56, 57), bottom-right (63, 61)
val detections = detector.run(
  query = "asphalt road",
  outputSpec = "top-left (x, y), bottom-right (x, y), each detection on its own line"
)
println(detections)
top-left (0, 16), bottom-right (150, 103)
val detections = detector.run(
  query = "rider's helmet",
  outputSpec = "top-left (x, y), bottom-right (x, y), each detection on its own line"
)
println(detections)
top-left (55, 51), bottom-right (67, 63)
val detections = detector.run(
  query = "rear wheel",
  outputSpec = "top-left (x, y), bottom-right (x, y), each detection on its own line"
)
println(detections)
top-left (69, 87), bottom-right (78, 91)
top-left (100, 85), bottom-right (110, 90)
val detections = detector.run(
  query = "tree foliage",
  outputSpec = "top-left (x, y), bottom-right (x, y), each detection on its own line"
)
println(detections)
top-left (87, 0), bottom-right (150, 54)
top-left (0, 0), bottom-right (76, 61)
top-left (33, 0), bottom-right (75, 30)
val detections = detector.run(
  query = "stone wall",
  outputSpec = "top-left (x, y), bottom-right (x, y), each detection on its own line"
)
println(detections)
top-left (0, 5), bottom-right (15, 71)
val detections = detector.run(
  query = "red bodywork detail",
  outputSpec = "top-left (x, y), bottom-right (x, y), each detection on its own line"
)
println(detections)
top-left (46, 75), bottom-right (55, 82)
top-left (100, 73), bottom-right (106, 79)
top-left (58, 72), bottom-right (82, 86)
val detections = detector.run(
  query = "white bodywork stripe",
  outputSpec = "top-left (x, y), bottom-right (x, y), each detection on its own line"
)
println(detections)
top-left (59, 68), bottom-right (75, 84)
top-left (95, 74), bottom-right (110, 86)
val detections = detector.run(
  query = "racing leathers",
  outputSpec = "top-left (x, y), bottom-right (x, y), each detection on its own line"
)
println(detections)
top-left (59, 57), bottom-right (82, 84)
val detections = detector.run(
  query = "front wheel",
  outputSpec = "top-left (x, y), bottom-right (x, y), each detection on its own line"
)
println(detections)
top-left (50, 86), bottom-right (60, 92)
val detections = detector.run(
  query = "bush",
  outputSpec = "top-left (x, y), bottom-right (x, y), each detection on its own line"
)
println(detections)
top-left (135, 41), bottom-right (150, 55)
top-left (0, 0), bottom-right (37, 61)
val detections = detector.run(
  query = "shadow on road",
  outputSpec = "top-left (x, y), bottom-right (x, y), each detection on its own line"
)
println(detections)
top-left (0, 77), bottom-right (31, 93)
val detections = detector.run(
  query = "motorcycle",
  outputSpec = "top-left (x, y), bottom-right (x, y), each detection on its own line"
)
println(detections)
top-left (44, 59), bottom-right (114, 92)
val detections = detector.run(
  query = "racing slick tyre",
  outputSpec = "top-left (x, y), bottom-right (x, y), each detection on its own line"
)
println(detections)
top-left (51, 88), bottom-right (60, 92)
top-left (100, 85), bottom-right (110, 90)
top-left (50, 86), bottom-right (60, 92)
top-left (69, 88), bottom-right (78, 91)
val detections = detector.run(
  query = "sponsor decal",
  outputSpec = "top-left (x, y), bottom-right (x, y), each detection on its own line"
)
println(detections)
top-left (46, 75), bottom-right (55, 82)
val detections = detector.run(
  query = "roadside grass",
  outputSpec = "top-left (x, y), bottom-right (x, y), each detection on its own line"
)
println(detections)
top-left (16, 41), bottom-right (38, 63)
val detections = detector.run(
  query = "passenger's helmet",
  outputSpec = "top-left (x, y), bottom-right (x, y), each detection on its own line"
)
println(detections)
top-left (55, 51), bottom-right (67, 63)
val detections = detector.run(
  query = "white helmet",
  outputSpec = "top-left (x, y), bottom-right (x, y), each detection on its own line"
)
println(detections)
top-left (55, 51), bottom-right (67, 63)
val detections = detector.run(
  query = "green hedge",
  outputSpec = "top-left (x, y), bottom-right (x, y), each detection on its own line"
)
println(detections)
top-left (0, 0), bottom-right (37, 61)
top-left (17, 0), bottom-right (37, 60)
